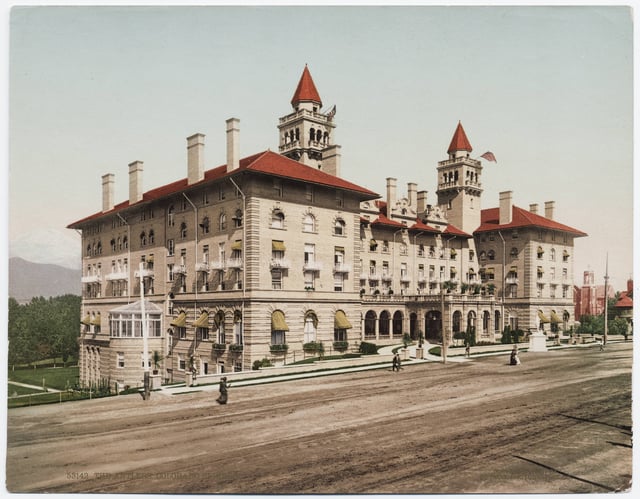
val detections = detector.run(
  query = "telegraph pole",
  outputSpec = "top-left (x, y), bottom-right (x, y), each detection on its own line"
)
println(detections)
top-left (603, 254), bottom-right (609, 347)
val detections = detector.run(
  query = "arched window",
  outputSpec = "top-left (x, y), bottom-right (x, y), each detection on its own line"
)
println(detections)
top-left (550, 248), bottom-right (556, 261)
top-left (233, 209), bottom-right (243, 228)
top-left (334, 218), bottom-right (345, 236)
top-left (479, 251), bottom-right (487, 261)
top-left (86, 244), bottom-right (91, 256)
top-left (303, 214), bottom-right (316, 233)
top-left (271, 209), bottom-right (285, 229)
top-left (487, 250), bottom-right (495, 261)
top-left (234, 310), bottom-right (243, 345)
top-left (309, 128), bottom-right (315, 143)
top-left (215, 311), bottom-right (226, 344)
top-left (379, 311), bottom-right (390, 337)
top-left (123, 236), bottom-right (128, 249)
top-left (180, 223), bottom-right (187, 239)
top-left (110, 239), bottom-right (116, 252)
top-left (168, 205), bottom-right (175, 227)
top-left (200, 216), bottom-right (210, 234)
top-left (537, 246), bottom-right (544, 259)
top-left (295, 128), bottom-right (300, 141)
top-left (392, 311), bottom-right (403, 336)
top-left (304, 312), bottom-right (318, 343)
top-left (148, 230), bottom-right (155, 244)
top-left (140, 232), bottom-right (147, 247)
top-left (219, 213), bottom-right (227, 231)
top-left (271, 310), bottom-right (288, 345)
top-left (364, 311), bottom-right (377, 338)
top-left (452, 311), bottom-right (462, 334)
top-left (97, 242), bottom-right (102, 255)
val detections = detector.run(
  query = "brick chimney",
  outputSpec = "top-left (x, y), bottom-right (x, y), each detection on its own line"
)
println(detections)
top-left (386, 177), bottom-right (397, 211)
top-left (101, 173), bottom-right (115, 213)
top-left (226, 118), bottom-right (240, 172)
top-left (529, 203), bottom-right (538, 215)
top-left (499, 191), bottom-right (513, 225)
top-left (128, 161), bottom-right (143, 205)
top-left (407, 182), bottom-right (417, 211)
top-left (545, 201), bottom-right (555, 220)
top-left (321, 144), bottom-right (341, 177)
top-left (417, 191), bottom-right (428, 215)
top-left (187, 133), bottom-right (205, 185)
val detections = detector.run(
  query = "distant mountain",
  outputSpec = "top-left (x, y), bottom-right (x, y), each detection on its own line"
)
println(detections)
top-left (9, 257), bottom-right (81, 303)
top-left (10, 228), bottom-right (81, 270)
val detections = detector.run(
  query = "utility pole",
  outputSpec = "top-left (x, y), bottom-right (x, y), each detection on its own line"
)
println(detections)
top-left (140, 262), bottom-right (150, 400)
top-left (603, 254), bottom-right (609, 346)
top-left (441, 286), bottom-right (447, 364)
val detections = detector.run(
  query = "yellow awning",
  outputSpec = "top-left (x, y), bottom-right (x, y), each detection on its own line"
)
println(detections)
top-left (81, 314), bottom-right (91, 326)
top-left (170, 311), bottom-right (187, 328)
top-left (450, 267), bottom-right (457, 274)
top-left (537, 266), bottom-right (543, 272)
top-left (510, 266), bottom-right (518, 272)
top-left (231, 240), bottom-right (242, 251)
top-left (193, 312), bottom-right (209, 328)
top-left (334, 310), bottom-right (353, 329)
top-left (147, 255), bottom-right (154, 263)
top-left (550, 311), bottom-right (563, 323)
top-left (538, 310), bottom-right (550, 323)
top-left (90, 314), bottom-right (101, 326)
top-left (271, 310), bottom-right (289, 331)
top-left (272, 240), bottom-right (286, 251)
top-left (450, 249), bottom-right (457, 256)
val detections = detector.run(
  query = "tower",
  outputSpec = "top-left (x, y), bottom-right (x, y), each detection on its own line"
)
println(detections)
top-left (278, 65), bottom-right (341, 175)
top-left (436, 122), bottom-right (483, 233)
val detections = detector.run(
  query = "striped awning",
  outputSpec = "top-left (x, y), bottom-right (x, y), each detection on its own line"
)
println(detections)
top-left (271, 310), bottom-right (289, 331)
top-left (334, 310), bottom-right (353, 330)
top-left (193, 312), bottom-right (209, 328)
top-left (170, 312), bottom-right (187, 328)
top-left (90, 314), bottom-right (101, 326)
top-left (81, 314), bottom-right (91, 326)
top-left (538, 310), bottom-right (550, 324)
top-left (272, 240), bottom-right (286, 251)
top-left (550, 311), bottom-right (563, 324)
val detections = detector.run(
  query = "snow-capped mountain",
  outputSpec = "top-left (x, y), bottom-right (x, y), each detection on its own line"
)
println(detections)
top-left (9, 228), bottom-right (81, 270)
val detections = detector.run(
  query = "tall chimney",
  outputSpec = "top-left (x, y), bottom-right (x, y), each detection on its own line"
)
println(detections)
top-left (128, 161), bottom-right (143, 205)
top-left (226, 118), bottom-right (240, 172)
top-left (544, 201), bottom-right (555, 220)
top-left (386, 177), bottom-right (397, 211)
top-left (187, 133), bottom-right (205, 185)
top-left (417, 190), bottom-right (428, 215)
top-left (499, 191), bottom-right (513, 225)
top-left (321, 144), bottom-right (341, 177)
top-left (529, 203), bottom-right (538, 215)
top-left (407, 183), bottom-right (417, 211)
top-left (102, 173), bottom-right (115, 212)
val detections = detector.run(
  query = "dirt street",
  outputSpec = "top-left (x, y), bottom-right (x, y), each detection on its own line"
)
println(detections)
top-left (6, 343), bottom-right (632, 494)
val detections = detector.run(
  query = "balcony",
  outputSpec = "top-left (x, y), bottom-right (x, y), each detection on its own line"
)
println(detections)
top-left (105, 271), bottom-right (128, 281)
top-left (173, 265), bottom-right (187, 275)
top-left (381, 273), bottom-right (393, 282)
top-left (417, 276), bottom-right (427, 284)
top-left (400, 275), bottom-right (411, 283)
top-left (333, 263), bottom-right (351, 274)
top-left (134, 268), bottom-right (154, 278)
top-left (303, 261), bottom-right (323, 272)
top-left (81, 274), bottom-right (102, 283)
top-left (367, 272), bottom-right (381, 281)
top-left (226, 258), bottom-right (243, 269)
top-left (209, 261), bottom-right (226, 271)
top-left (505, 276), bottom-right (519, 285)
top-left (270, 258), bottom-right (292, 269)
top-left (195, 262), bottom-right (210, 273)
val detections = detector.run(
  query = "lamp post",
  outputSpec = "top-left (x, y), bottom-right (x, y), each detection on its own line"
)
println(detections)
top-left (604, 254), bottom-right (609, 346)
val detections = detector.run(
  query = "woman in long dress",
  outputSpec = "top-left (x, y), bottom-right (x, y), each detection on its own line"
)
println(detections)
top-left (510, 346), bottom-right (521, 365)
top-left (216, 377), bottom-right (229, 404)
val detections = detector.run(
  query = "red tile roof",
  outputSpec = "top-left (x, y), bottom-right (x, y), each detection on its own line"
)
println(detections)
top-left (68, 150), bottom-right (378, 228)
top-left (371, 213), bottom-right (406, 228)
top-left (476, 205), bottom-right (587, 237)
top-left (447, 121), bottom-right (473, 154)
top-left (615, 292), bottom-right (633, 309)
top-left (291, 65), bottom-right (322, 107)
top-left (408, 220), bottom-right (441, 234)
top-left (444, 224), bottom-right (473, 238)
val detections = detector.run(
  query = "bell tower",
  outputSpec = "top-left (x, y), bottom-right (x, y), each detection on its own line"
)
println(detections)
top-left (436, 122), bottom-right (483, 233)
top-left (278, 65), bottom-right (341, 176)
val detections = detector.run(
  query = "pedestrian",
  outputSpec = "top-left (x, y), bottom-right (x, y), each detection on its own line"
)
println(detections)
top-left (598, 338), bottom-right (604, 351)
top-left (216, 376), bottom-right (230, 404)
top-left (396, 352), bottom-right (402, 371)
top-left (392, 353), bottom-right (398, 372)
top-left (510, 346), bottom-right (520, 366)
top-left (465, 343), bottom-right (471, 358)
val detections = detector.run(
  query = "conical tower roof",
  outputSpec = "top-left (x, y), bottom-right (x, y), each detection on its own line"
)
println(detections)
top-left (291, 65), bottom-right (322, 107)
top-left (447, 121), bottom-right (473, 154)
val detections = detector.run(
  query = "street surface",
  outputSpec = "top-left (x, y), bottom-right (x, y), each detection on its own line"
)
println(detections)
top-left (6, 342), bottom-right (632, 494)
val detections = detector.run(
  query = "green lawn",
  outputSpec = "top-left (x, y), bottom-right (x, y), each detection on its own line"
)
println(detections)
top-left (8, 366), bottom-right (79, 391)
top-left (7, 383), bottom-right (46, 396)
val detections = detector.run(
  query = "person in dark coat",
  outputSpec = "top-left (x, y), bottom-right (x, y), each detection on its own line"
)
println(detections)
top-left (392, 354), bottom-right (398, 372)
top-left (510, 346), bottom-right (521, 365)
top-left (216, 377), bottom-right (229, 404)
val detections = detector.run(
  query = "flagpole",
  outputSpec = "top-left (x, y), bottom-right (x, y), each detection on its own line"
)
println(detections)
top-left (604, 254), bottom-right (609, 346)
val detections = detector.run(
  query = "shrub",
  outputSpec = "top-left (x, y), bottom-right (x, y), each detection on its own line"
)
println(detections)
top-left (269, 344), bottom-right (289, 353)
top-left (359, 341), bottom-right (379, 355)
top-left (333, 341), bottom-right (349, 352)
top-left (252, 357), bottom-right (273, 370)
top-left (229, 344), bottom-right (243, 352)
top-left (303, 341), bottom-right (323, 353)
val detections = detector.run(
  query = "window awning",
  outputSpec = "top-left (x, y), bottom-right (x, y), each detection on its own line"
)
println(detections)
top-left (550, 311), bottom-right (563, 323)
top-left (334, 310), bottom-right (353, 330)
top-left (147, 255), bottom-right (154, 263)
top-left (90, 314), bottom-right (101, 326)
top-left (271, 310), bottom-right (289, 331)
top-left (450, 267), bottom-right (457, 274)
top-left (272, 240), bottom-right (286, 251)
top-left (510, 266), bottom-right (518, 272)
top-left (450, 249), bottom-right (457, 256)
top-left (193, 312), bottom-right (209, 328)
top-left (231, 241), bottom-right (242, 251)
top-left (538, 310), bottom-right (550, 323)
top-left (81, 314), bottom-right (91, 326)
top-left (537, 266), bottom-right (544, 272)
top-left (170, 312), bottom-right (187, 328)
top-left (563, 250), bottom-right (570, 257)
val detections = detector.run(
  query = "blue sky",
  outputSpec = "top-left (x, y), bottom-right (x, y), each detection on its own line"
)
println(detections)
top-left (7, 4), bottom-right (634, 291)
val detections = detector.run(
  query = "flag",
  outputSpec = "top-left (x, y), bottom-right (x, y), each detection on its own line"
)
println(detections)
top-left (480, 151), bottom-right (497, 163)
top-left (326, 104), bottom-right (337, 119)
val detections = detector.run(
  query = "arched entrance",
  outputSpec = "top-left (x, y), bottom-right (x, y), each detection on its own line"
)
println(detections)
top-left (425, 310), bottom-right (442, 342)
top-left (452, 311), bottom-right (462, 334)
top-left (409, 312), bottom-right (418, 340)
top-left (379, 311), bottom-right (390, 337)
top-left (392, 311), bottom-right (403, 337)
top-left (364, 311), bottom-right (377, 339)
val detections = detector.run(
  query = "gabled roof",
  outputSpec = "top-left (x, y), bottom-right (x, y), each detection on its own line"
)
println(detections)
top-left (615, 292), bottom-right (633, 309)
top-left (475, 205), bottom-right (587, 237)
top-left (444, 224), bottom-right (473, 238)
top-left (408, 220), bottom-right (441, 234)
top-left (447, 121), bottom-right (473, 154)
top-left (68, 150), bottom-right (378, 228)
top-left (371, 213), bottom-right (406, 228)
top-left (291, 65), bottom-right (322, 107)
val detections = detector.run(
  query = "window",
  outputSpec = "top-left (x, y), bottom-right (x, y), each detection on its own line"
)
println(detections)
top-left (201, 217), bottom-right (210, 234)
top-left (510, 247), bottom-right (518, 258)
top-left (273, 179), bottom-right (282, 198)
top-left (167, 239), bottom-right (175, 256)
top-left (168, 264), bottom-right (174, 281)
top-left (303, 214), bottom-right (316, 233)
top-left (110, 239), bottom-right (116, 252)
top-left (334, 218), bottom-right (345, 236)
top-left (562, 285), bottom-right (569, 298)
top-left (234, 311), bottom-right (243, 345)
top-left (178, 327), bottom-right (186, 340)
top-left (550, 248), bottom-right (556, 261)
top-left (429, 246), bottom-right (436, 258)
top-left (304, 312), bottom-right (317, 343)
top-left (168, 205), bottom-right (175, 227)
top-left (469, 249), bottom-right (474, 261)
top-left (562, 268), bottom-right (568, 281)
top-left (271, 209), bottom-right (285, 229)
top-left (233, 209), bottom-right (243, 228)
top-left (218, 184), bottom-right (226, 201)
top-left (512, 230), bottom-right (519, 239)
top-left (117, 352), bottom-right (125, 368)
top-left (418, 244), bottom-right (425, 257)
top-left (400, 243), bottom-right (408, 256)
top-left (123, 236), bottom-right (128, 249)
top-left (450, 248), bottom-right (457, 260)
top-left (178, 356), bottom-right (186, 370)
top-left (537, 246), bottom-right (544, 259)
top-left (149, 230), bottom-right (155, 244)
top-left (271, 269), bottom-right (282, 290)
top-left (550, 284), bottom-right (557, 298)
top-left (563, 250), bottom-right (570, 262)
top-left (180, 223), bottom-right (187, 239)
top-left (334, 272), bottom-right (344, 292)
top-left (336, 191), bottom-right (344, 208)
top-left (487, 250), bottom-right (495, 261)
top-left (382, 240), bottom-right (389, 253)
top-left (306, 185), bottom-right (314, 203)
top-left (202, 190), bottom-right (209, 205)
top-left (140, 232), bottom-right (147, 247)
top-left (537, 283), bottom-right (544, 298)
top-left (219, 213), bottom-right (227, 231)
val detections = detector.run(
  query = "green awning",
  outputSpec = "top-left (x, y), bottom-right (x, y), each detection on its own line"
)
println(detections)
top-left (90, 314), bottom-right (101, 326)
top-left (81, 314), bottom-right (91, 326)
top-left (550, 311), bottom-right (563, 324)
top-left (334, 310), bottom-right (353, 330)
top-left (231, 240), bottom-right (242, 251)
top-left (538, 310), bottom-right (550, 324)
top-left (170, 312), bottom-right (187, 328)
top-left (272, 240), bottom-right (286, 251)
top-left (193, 312), bottom-right (209, 328)
top-left (271, 310), bottom-right (289, 331)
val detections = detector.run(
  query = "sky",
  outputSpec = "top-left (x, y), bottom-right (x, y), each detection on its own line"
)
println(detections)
top-left (6, 3), bottom-right (635, 292)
